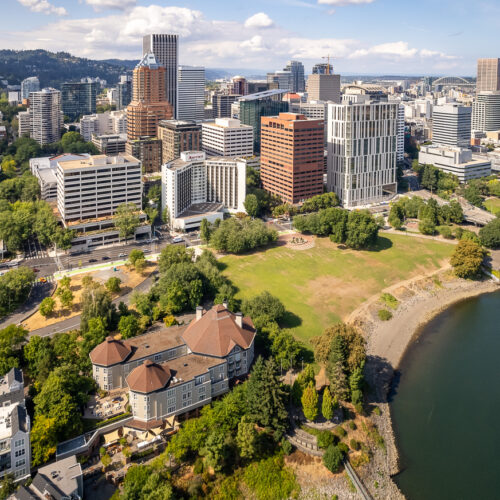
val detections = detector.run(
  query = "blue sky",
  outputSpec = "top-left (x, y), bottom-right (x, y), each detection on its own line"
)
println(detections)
top-left (4, 0), bottom-right (498, 75)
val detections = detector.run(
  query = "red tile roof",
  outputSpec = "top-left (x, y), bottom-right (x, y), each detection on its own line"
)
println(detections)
top-left (126, 360), bottom-right (171, 394)
top-left (182, 304), bottom-right (255, 358)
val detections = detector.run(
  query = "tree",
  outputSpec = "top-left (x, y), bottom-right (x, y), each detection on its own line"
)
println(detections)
top-left (327, 335), bottom-right (349, 400)
top-left (58, 288), bottom-right (74, 309)
top-left (119, 315), bottom-right (140, 339)
top-left (323, 444), bottom-right (343, 473)
top-left (464, 184), bottom-right (483, 208)
top-left (200, 218), bottom-right (211, 244)
top-left (30, 415), bottom-right (58, 466)
top-left (479, 218), bottom-right (500, 249)
top-left (114, 202), bottom-right (140, 241)
top-left (158, 245), bottom-right (193, 273)
top-left (80, 317), bottom-right (108, 360)
top-left (59, 275), bottom-right (71, 289)
top-left (345, 210), bottom-right (379, 249)
top-left (322, 387), bottom-right (335, 421)
top-left (418, 218), bottom-right (436, 236)
top-left (270, 330), bottom-right (303, 371)
top-left (241, 291), bottom-right (285, 329)
top-left (244, 194), bottom-right (259, 218)
top-left (246, 357), bottom-right (288, 435)
top-left (121, 465), bottom-right (174, 500)
top-left (450, 240), bottom-right (485, 279)
top-left (80, 284), bottom-right (114, 333)
top-left (130, 291), bottom-right (154, 317)
top-left (135, 258), bottom-right (146, 274)
top-left (0, 474), bottom-right (16, 500)
top-left (388, 203), bottom-right (404, 229)
top-left (128, 249), bottom-right (145, 267)
top-left (1, 155), bottom-right (17, 178)
top-left (101, 453), bottom-right (112, 470)
top-left (23, 335), bottom-right (54, 384)
top-left (236, 417), bottom-right (259, 460)
top-left (0, 325), bottom-right (27, 376)
top-left (301, 382), bottom-right (319, 421)
top-left (201, 431), bottom-right (234, 472)
top-left (81, 275), bottom-right (94, 288)
top-left (39, 297), bottom-right (56, 317)
top-left (0, 267), bottom-right (35, 317)
top-left (105, 277), bottom-right (121, 293)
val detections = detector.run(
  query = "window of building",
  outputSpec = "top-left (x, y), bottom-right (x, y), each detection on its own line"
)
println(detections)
top-left (14, 439), bottom-right (24, 448)
top-left (154, 354), bottom-right (162, 361)
top-left (168, 405), bottom-right (176, 414)
top-left (15, 449), bottom-right (25, 458)
top-left (195, 375), bottom-right (204, 386)
top-left (15, 459), bottom-right (25, 468)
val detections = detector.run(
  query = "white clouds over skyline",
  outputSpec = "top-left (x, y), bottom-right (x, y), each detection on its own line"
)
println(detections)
top-left (7, 3), bottom-right (463, 74)
top-left (84, 0), bottom-right (137, 11)
top-left (17, 0), bottom-right (67, 16)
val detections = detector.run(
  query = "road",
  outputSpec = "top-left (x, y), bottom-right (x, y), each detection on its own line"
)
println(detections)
top-left (27, 270), bottom-right (159, 338)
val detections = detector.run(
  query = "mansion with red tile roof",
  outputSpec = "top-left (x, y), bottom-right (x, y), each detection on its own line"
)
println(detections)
top-left (90, 304), bottom-right (256, 426)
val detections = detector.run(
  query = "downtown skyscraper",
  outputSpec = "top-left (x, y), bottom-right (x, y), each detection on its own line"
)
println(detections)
top-left (143, 34), bottom-right (178, 117)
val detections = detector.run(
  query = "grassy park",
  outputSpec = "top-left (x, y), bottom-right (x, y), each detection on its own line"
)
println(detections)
top-left (484, 197), bottom-right (500, 216)
top-left (221, 233), bottom-right (454, 343)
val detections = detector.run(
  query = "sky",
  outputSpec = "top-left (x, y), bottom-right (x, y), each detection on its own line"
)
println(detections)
top-left (2, 0), bottom-right (499, 76)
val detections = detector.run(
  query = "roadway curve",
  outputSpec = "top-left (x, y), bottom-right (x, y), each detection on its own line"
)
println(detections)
top-left (27, 270), bottom-right (158, 338)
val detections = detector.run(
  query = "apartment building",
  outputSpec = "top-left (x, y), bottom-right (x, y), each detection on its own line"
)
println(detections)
top-left (162, 151), bottom-right (246, 230)
top-left (472, 92), bottom-right (500, 132)
top-left (17, 110), bottom-right (31, 138)
top-left (29, 88), bottom-right (62, 145)
top-left (201, 118), bottom-right (253, 157)
top-left (21, 76), bottom-right (39, 100)
top-left (90, 304), bottom-right (255, 427)
top-left (432, 104), bottom-right (471, 148)
top-left (157, 120), bottom-right (201, 163)
top-left (327, 100), bottom-right (399, 207)
top-left (0, 368), bottom-right (30, 483)
top-left (56, 154), bottom-right (150, 250)
top-left (477, 58), bottom-right (500, 94)
top-left (260, 113), bottom-right (324, 204)
top-left (80, 110), bottom-right (127, 142)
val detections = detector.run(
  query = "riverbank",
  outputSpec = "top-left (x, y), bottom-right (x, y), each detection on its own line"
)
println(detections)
top-left (347, 269), bottom-right (499, 499)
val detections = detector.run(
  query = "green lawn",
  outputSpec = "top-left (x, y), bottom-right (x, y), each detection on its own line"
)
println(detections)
top-left (484, 198), bottom-right (500, 216)
top-left (221, 234), bottom-right (454, 343)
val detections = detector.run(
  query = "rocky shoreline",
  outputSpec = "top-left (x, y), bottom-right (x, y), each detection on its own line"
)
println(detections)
top-left (349, 271), bottom-right (499, 499)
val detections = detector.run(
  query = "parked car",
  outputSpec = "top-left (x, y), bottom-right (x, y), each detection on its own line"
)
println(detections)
top-left (39, 277), bottom-right (47, 283)
top-left (118, 253), bottom-right (127, 258)
top-left (32, 268), bottom-right (40, 273)
top-left (143, 249), bottom-right (151, 254)
top-left (89, 259), bottom-right (97, 263)
top-left (102, 256), bottom-right (110, 261)
top-left (172, 237), bottom-right (184, 244)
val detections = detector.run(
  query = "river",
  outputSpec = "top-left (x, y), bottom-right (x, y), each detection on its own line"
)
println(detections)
top-left (390, 290), bottom-right (500, 500)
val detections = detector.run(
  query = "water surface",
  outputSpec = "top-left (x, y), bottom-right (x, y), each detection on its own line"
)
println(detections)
top-left (391, 290), bottom-right (500, 500)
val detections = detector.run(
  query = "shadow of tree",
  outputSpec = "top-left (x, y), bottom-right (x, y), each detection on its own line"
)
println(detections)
top-left (364, 354), bottom-right (396, 405)
top-left (281, 310), bottom-right (302, 329)
top-left (367, 236), bottom-right (394, 253)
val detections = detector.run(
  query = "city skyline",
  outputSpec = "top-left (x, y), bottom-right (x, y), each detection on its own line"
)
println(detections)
top-left (4, 0), bottom-right (499, 76)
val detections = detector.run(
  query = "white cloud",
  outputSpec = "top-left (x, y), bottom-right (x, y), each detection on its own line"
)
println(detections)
top-left (84, 0), bottom-right (136, 11)
top-left (244, 12), bottom-right (274, 29)
top-left (240, 35), bottom-right (267, 53)
top-left (17, 0), bottom-right (67, 16)
top-left (349, 41), bottom-right (418, 59)
top-left (318, 0), bottom-right (374, 5)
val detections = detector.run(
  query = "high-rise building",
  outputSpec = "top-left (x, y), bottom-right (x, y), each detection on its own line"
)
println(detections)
top-left (18, 110), bottom-right (31, 137)
top-left (238, 89), bottom-right (289, 152)
top-left (143, 34), bottom-right (178, 116)
top-left (312, 63), bottom-right (329, 75)
top-left (212, 94), bottom-right (239, 118)
top-left (202, 118), bottom-right (253, 157)
top-left (260, 113), bottom-right (324, 204)
top-left (472, 92), bottom-right (500, 132)
top-left (248, 82), bottom-right (268, 94)
top-left (432, 104), bottom-right (471, 148)
top-left (21, 76), bottom-right (40, 100)
top-left (117, 74), bottom-right (132, 110)
top-left (327, 100), bottom-right (399, 207)
top-left (177, 66), bottom-right (205, 122)
top-left (307, 74), bottom-right (341, 103)
top-left (157, 120), bottom-right (201, 163)
top-left (127, 137), bottom-right (163, 175)
top-left (477, 58), bottom-right (500, 94)
top-left (162, 151), bottom-right (246, 230)
top-left (230, 76), bottom-right (248, 96)
top-left (29, 88), bottom-right (62, 145)
top-left (80, 110), bottom-right (126, 142)
top-left (61, 82), bottom-right (97, 120)
top-left (283, 61), bottom-right (305, 93)
top-left (267, 71), bottom-right (292, 91)
top-left (397, 104), bottom-right (405, 166)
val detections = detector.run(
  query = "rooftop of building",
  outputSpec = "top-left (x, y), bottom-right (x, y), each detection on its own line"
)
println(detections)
top-left (238, 89), bottom-right (287, 101)
top-left (158, 119), bottom-right (200, 129)
top-left (126, 354), bottom-right (221, 394)
top-left (178, 202), bottom-right (225, 219)
top-left (0, 403), bottom-right (28, 439)
top-left (167, 151), bottom-right (246, 170)
top-left (202, 118), bottom-right (253, 130)
top-left (343, 84), bottom-right (387, 95)
top-left (136, 52), bottom-right (160, 70)
top-left (30, 455), bottom-right (82, 500)
top-left (420, 145), bottom-right (492, 166)
top-left (57, 153), bottom-right (139, 170)
top-left (38, 168), bottom-right (57, 184)
top-left (90, 324), bottom-right (187, 367)
top-left (182, 304), bottom-right (255, 358)
top-left (0, 368), bottom-right (23, 397)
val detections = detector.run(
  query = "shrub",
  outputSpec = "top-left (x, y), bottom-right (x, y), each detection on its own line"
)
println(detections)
top-left (281, 439), bottom-right (293, 455)
top-left (105, 277), bottom-right (121, 293)
top-left (479, 218), bottom-right (500, 249)
top-left (450, 240), bottom-right (485, 279)
top-left (351, 452), bottom-right (370, 468)
top-left (323, 445), bottom-right (343, 473)
top-left (349, 421), bottom-right (356, 430)
top-left (350, 439), bottom-right (360, 451)
top-left (334, 426), bottom-right (346, 439)
top-left (378, 309), bottom-right (392, 321)
top-left (373, 406), bottom-right (381, 416)
top-left (317, 430), bottom-right (336, 449)
top-left (337, 442), bottom-right (349, 454)
top-left (380, 293), bottom-right (398, 310)
top-left (419, 218), bottom-right (436, 235)
top-left (437, 225), bottom-right (453, 239)
top-left (39, 297), bottom-right (56, 317)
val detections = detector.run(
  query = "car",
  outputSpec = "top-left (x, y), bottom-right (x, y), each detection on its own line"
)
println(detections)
top-left (39, 277), bottom-right (47, 283)
top-left (89, 259), bottom-right (97, 263)
top-left (143, 249), bottom-right (151, 254)
top-left (102, 256), bottom-right (110, 261)
top-left (118, 253), bottom-right (127, 258)
top-left (172, 237), bottom-right (184, 244)
top-left (32, 268), bottom-right (40, 273)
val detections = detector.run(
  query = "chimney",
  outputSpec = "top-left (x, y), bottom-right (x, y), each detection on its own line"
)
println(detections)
top-left (196, 306), bottom-right (203, 320)
top-left (235, 312), bottom-right (243, 328)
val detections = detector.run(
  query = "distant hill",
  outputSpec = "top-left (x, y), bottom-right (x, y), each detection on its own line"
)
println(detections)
top-left (0, 50), bottom-right (133, 89)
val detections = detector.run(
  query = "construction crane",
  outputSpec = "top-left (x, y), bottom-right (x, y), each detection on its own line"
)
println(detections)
top-left (321, 54), bottom-right (334, 75)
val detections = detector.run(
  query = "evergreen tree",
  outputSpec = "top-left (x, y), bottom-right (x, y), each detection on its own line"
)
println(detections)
top-left (301, 382), bottom-right (319, 421)
top-left (327, 335), bottom-right (349, 400)
top-left (321, 387), bottom-right (335, 421)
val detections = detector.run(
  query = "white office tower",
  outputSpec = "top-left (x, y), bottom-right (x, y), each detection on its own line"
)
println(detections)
top-left (472, 92), bottom-right (500, 132)
top-left (201, 118), bottom-right (253, 157)
top-left (177, 66), bottom-right (205, 122)
top-left (397, 104), bottom-right (405, 166)
top-left (21, 77), bottom-right (40, 100)
top-left (162, 151), bottom-right (246, 230)
top-left (29, 88), bottom-right (62, 145)
top-left (80, 111), bottom-right (127, 141)
top-left (307, 74), bottom-right (341, 103)
top-left (18, 110), bottom-right (31, 137)
top-left (327, 100), bottom-right (399, 208)
top-left (432, 104), bottom-right (471, 148)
